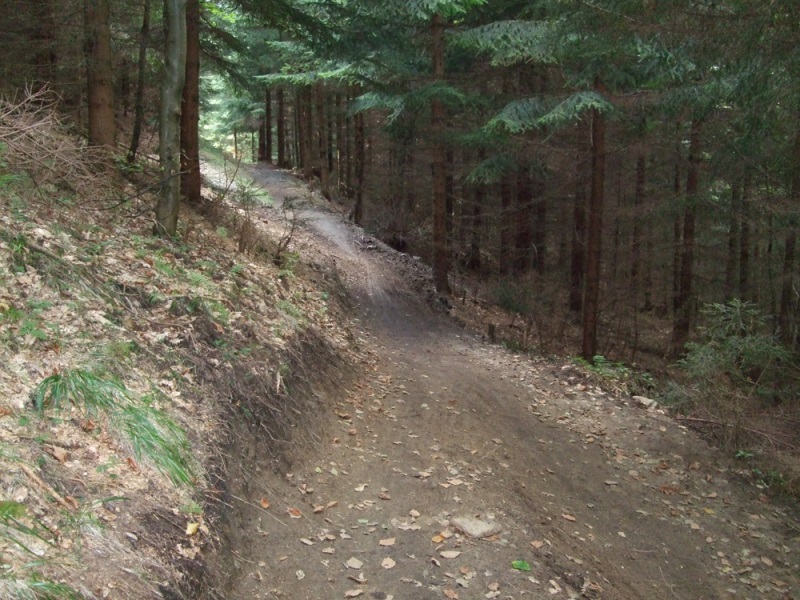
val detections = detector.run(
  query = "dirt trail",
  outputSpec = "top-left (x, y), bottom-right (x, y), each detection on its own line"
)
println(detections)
top-left (215, 165), bottom-right (799, 600)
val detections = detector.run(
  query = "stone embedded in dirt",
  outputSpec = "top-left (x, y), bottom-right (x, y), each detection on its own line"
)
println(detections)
top-left (451, 516), bottom-right (501, 539)
top-left (632, 395), bottom-right (658, 409)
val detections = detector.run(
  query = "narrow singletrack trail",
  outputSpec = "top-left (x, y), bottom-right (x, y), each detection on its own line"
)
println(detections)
top-left (218, 165), bottom-right (799, 600)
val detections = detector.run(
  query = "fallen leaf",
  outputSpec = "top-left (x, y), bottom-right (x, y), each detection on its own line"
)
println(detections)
top-left (443, 589), bottom-right (459, 599)
top-left (561, 514), bottom-right (577, 522)
top-left (440, 550), bottom-right (461, 559)
top-left (287, 507), bottom-right (302, 518)
top-left (511, 560), bottom-right (531, 571)
top-left (326, 500), bottom-right (339, 509)
top-left (260, 498), bottom-right (270, 509)
top-left (354, 484), bottom-right (368, 492)
top-left (186, 522), bottom-right (199, 536)
top-left (382, 557), bottom-right (396, 569)
top-left (344, 590), bottom-right (363, 598)
top-left (345, 557), bottom-right (364, 570)
top-left (531, 540), bottom-right (544, 549)
top-left (379, 537), bottom-right (395, 546)
top-left (48, 446), bottom-right (68, 464)
top-left (300, 538), bottom-right (314, 546)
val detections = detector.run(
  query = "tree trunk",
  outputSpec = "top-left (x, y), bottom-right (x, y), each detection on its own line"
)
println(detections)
top-left (351, 110), bottom-right (365, 224)
top-left (672, 128), bottom-right (683, 317)
top-left (335, 92), bottom-right (345, 194)
top-left (466, 148), bottom-right (485, 271)
top-left (514, 163), bottom-right (533, 274)
top-left (301, 87), bottom-right (313, 180)
top-left (346, 88), bottom-right (354, 194)
top-left (569, 128), bottom-right (587, 314)
top-left (315, 81), bottom-right (330, 198)
top-left (499, 170), bottom-right (513, 275)
top-left (155, 0), bottom-right (187, 237)
top-left (84, 0), bottom-right (116, 147)
top-left (445, 149), bottom-right (455, 239)
top-left (127, 0), bottom-right (151, 163)
top-left (631, 153), bottom-right (645, 307)
top-left (265, 87), bottom-right (273, 163)
top-left (276, 87), bottom-right (286, 167)
top-left (778, 128), bottom-right (800, 346)
top-left (581, 79), bottom-right (607, 360)
top-left (725, 179), bottom-right (741, 299)
top-left (32, 0), bottom-right (57, 90)
top-left (180, 0), bottom-right (200, 205)
top-left (430, 13), bottom-right (450, 294)
top-left (739, 175), bottom-right (751, 299)
top-left (533, 173), bottom-right (546, 275)
top-left (671, 119), bottom-right (702, 356)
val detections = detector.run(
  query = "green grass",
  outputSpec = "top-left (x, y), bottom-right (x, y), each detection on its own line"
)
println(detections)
top-left (32, 370), bottom-right (195, 486)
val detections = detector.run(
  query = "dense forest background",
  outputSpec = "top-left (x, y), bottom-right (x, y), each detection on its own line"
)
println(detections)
top-left (1, 0), bottom-right (799, 417)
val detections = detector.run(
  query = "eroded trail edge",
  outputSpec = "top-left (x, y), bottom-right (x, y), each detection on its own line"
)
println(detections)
top-left (212, 165), bottom-right (799, 600)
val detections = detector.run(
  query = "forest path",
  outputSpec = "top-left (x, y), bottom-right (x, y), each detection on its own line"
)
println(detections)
top-left (221, 165), bottom-right (799, 600)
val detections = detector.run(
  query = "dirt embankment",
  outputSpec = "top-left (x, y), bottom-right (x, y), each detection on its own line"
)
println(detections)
top-left (202, 165), bottom-right (799, 600)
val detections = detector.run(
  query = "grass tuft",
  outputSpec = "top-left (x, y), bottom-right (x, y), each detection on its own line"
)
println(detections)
top-left (31, 370), bottom-right (195, 486)
top-left (31, 370), bottom-right (128, 416)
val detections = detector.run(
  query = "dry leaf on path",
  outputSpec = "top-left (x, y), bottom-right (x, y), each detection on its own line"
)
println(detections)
top-left (287, 507), bottom-right (302, 518)
top-left (379, 537), bottom-right (395, 546)
top-left (382, 557), bottom-right (396, 569)
top-left (443, 588), bottom-right (459, 599)
top-left (186, 522), bottom-right (199, 536)
top-left (561, 514), bottom-right (577, 522)
top-left (345, 557), bottom-right (364, 570)
top-left (531, 540), bottom-right (544, 549)
top-left (344, 590), bottom-right (363, 598)
top-left (440, 550), bottom-right (461, 559)
top-left (260, 497), bottom-right (270, 509)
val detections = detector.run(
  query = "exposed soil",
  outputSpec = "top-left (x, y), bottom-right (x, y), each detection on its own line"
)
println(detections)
top-left (205, 165), bottom-right (800, 600)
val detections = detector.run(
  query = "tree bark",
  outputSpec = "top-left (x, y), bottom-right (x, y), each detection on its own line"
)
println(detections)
top-left (581, 79), bottom-right (607, 360)
top-left (671, 119), bottom-right (702, 356)
top-left (430, 13), bottom-right (450, 294)
top-left (155, 0), bottom-right (187, 237)
top-left (84, 0), bottom-right (116, 147)
top-left (180, 0), bottom-right (200, 205)
top-left (127, 0), bottom-right (151, 163)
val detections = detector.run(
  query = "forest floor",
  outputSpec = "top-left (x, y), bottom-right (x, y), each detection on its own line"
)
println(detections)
top-left (206, 164), bottom-right (800, 600)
